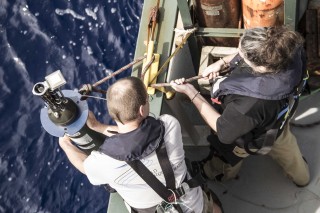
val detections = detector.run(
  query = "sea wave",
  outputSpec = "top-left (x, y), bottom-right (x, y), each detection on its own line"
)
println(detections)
top-left (0, 0), bottom-right (142, 212)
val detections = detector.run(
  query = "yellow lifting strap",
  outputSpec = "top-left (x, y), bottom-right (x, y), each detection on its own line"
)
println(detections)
top-left (145, 28), bottom-right (196, 98)
top-left (142, 48), bottom-right (176, 99)
top-left (142, 50), bottom-right (174, 99)
top-left (142, 1), bottom-right (196, 99)
top-left (142, 40), bottom-right (159, 95)
top-left (142, 1), bottom-right (160, 95)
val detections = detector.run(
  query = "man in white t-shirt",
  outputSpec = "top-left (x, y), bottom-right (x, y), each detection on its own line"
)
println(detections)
top-left (59, 76), bottom-right (222, 213)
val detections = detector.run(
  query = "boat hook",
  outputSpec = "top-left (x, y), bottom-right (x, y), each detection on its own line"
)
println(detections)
top-left (78, 55), bottom-right (146, 100)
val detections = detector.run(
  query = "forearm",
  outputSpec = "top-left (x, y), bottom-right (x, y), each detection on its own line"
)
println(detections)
top-left (221, 53), bottom-right (237, 64)
top-left (202, 52), bottom-right (238, 78)
top-left (170, 79), bottom-right (221, 130)
top-left (91, 122), bottom-right (115, 135)
top-left (59, 139), bottom-right (88, 174)
top-left (185, 89), bottom-right (220, 131)
top-left (86, 112), bottom-right (118, 136)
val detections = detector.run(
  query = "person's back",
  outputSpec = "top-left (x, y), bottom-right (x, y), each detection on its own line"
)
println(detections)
top-left (85, 114), bottom-right (203, 211)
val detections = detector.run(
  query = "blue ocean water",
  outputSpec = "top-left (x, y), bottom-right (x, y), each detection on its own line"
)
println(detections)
top-left (0, 0), bottom-right (142, 212)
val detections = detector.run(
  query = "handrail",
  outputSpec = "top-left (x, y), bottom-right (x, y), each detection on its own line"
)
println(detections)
top-left (196, 28), bottom-right (245, 38)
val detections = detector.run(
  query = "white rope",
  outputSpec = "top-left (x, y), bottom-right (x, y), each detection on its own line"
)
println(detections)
top-left (80, 95), bottom-right (107, 101)
top-left (174, 27), bottom-right (197, 39)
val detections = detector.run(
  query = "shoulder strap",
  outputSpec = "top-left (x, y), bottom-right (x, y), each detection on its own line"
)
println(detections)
top-left (126, 143), bottom-right (177, 202)
top-left (126, 159), bottom-right (176, 202)
top-left (127, 144), bottom-right (186, 212)
top-left (156, 143), bottom-right (175, 189)
top-left (127, 157), bottom-right (184, 212)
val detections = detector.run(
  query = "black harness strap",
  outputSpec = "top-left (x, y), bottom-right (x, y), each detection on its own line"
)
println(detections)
top-left (244, 128), bottom-right (278, 155)
top-left (127, 143), bottom-right (182, 212)
top-left (156, 144), bottom-right (175, 189)
top-left (157, 147), bottom-right (204, 199)
top-left (127, 159), bottom-right (175, 202)
top-left (155, 145), bottom-right (202, 200)
top-left (243, 70), bottom-right (309, 155)
top-left (127, 158), bottom-right (183, 213)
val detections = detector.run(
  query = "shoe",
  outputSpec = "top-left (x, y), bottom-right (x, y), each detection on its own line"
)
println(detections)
top-left (199, 158), bottom-right (226, 182)
top-left (294, 156), bottom-right (310, 187)
top-left (204, 187), bottom-right (224, 213)
top-left (295, 182), bottom-right (309, 188)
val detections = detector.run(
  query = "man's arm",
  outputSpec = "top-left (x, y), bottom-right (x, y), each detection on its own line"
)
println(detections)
top-left (86, 111), bottom-right (118, 136)
top-left (170, 80), bottom-right (221, 131)
top-left (59, 136), bottom-right (88, 174)
top-left (202, 53), bottom-right (237, 80)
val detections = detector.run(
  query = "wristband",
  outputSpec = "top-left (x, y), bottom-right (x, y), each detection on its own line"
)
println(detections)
top-left (220, 57), bottom-right (227, 66)
top-left (191, 91), bottom-right (200, 102)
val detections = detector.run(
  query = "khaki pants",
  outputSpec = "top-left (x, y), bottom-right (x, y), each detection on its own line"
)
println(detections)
top-left (204, 124), bottom-right (310, 185)
top-left (202, 190), bottom-right (214, 213)
top-left (268, 124), bottom-right (310, 186)
top-left (203, 155), bottom-right (243, 182)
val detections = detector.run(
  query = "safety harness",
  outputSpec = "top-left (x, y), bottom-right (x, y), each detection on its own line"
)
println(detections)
top-left (243, 70), bottom-right (309, 155)
top-left (128, 143), bottom-right (203, 213)
top-left (99, 116), bottom-right (204, 213)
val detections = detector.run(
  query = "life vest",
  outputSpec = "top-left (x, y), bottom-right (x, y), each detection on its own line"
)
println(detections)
top-left (99, 116), bottom-right (165, 161)
top-left (208, 48), bottom-right (308, 165)
top-left (212, 49), bottom-right (305, 101)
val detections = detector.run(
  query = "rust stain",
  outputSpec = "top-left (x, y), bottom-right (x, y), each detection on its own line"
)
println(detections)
top-left (248, 6), bottom-right (253, 17)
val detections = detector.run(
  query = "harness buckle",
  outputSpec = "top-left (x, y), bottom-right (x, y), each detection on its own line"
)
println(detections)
top-left (175, 182), bottom-right (190, 197)
top-left (181, 182), bottom-right (190, 192)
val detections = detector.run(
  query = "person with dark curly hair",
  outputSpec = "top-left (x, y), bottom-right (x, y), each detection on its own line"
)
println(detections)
top-left (171, 26), bottom-right (310, 187)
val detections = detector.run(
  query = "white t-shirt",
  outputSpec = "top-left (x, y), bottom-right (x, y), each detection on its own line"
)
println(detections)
top-left (84, 114), bottom-right (203, 212)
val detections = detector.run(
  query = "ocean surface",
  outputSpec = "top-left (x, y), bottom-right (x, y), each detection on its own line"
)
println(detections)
top-left (0, 0), bottom-right (143, 212)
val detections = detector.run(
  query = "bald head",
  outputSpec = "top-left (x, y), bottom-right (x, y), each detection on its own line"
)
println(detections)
top-left (107, 77), bottom-right (148, 123)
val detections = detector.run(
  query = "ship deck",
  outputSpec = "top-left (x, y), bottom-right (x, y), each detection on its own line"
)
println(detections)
top-left (185, 90), bottom-right (320, 213)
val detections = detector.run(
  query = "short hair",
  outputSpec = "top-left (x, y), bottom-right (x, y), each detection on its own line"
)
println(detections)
top-left (239, 26), bottom-right (304, 72)
top-left (107, 76), bottom-right (148, 123)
